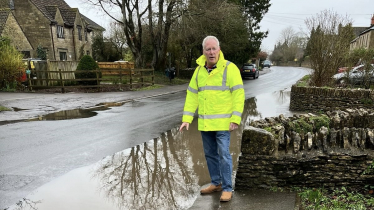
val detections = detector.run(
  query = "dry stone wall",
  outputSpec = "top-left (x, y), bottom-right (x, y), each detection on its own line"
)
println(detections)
top-left (235, 109), bottom-right (374, 190)
top-left (290, 86), bottom-right (374, 112)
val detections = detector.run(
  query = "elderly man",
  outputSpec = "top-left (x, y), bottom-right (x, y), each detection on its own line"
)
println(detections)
top-left (179, 36), bottom-right (245, 202)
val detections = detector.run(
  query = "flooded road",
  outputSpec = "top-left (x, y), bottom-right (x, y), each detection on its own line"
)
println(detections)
top-left (1, 67), bottom-right (310, 209)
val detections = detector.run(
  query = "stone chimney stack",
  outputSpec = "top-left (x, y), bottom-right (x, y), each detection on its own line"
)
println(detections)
top-left (372, 14), bottom-right (374, 26)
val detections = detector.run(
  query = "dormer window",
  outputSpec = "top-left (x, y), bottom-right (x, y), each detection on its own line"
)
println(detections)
top-left (10, 0), bottom-right (14, 10)
top-left (77, 26), bottom-right (82, 40)
top-left (57, 25), bottom-right (64, 38)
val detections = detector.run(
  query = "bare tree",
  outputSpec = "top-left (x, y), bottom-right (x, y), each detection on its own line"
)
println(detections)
top-left (147, 0), bottom-right (181, 71)
top-left (305, 10), bottom-right (354, 87)
top-left (85, 0), bottom-right (148, 67)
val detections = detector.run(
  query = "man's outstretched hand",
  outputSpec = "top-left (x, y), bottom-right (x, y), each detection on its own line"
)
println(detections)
top-left (229, 122), bottom-right (238, 131)
top-left (179, 122), bottom-right (190, 132)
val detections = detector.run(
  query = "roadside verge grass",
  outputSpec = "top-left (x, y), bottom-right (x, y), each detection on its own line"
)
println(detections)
top-left (0, 106), bottom-right (11, 111)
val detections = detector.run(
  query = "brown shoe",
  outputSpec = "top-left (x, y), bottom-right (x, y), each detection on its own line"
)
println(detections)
top-left (220, 191), bottom-right (232, 202)
top-left (200, 184), bottom-right (222, 194)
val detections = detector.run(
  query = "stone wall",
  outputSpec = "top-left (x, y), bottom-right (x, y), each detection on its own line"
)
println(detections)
top-left (235, 109), bottom-right (374, 190)
top-left (290, 86), bottom-right (374, 112)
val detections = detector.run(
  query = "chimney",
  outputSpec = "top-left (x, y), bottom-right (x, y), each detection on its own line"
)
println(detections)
top-left (372, 14), bottom-right (374, 26)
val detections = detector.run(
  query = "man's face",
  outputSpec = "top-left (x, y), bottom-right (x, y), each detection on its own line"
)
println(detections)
top-left (203, 39), bottom-right (220, 67)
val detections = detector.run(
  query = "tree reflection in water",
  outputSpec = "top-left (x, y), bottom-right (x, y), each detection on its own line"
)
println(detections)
top-left (92, 97), bottom-right (262, 209)
top-left (93, 127), bottom-right (200, 210)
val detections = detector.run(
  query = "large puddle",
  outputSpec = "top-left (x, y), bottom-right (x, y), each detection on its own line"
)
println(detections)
top-left (5, 90), bottom-right (303, 210)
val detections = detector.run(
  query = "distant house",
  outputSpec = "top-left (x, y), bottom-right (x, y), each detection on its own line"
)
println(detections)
top-left (350, 15), bottom-right (374, 51)
top-left (0, 0), bottom-right (105, 60)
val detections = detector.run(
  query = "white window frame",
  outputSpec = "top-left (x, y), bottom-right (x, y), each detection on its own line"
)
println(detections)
top-left (57, 25), bottom-right (64, 38)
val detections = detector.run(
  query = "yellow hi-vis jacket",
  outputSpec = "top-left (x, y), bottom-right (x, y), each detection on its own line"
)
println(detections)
top-left (182, 51), bottom-right (245, 131)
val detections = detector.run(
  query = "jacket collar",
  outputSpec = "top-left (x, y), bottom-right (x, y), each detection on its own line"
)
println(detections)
top-left (196, 50), bottom-right (226, 69)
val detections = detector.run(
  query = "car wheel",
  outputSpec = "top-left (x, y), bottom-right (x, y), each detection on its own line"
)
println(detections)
top-left (337, 78), bottom-right (348, 84)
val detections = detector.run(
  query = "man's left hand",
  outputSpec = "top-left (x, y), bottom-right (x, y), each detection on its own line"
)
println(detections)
top-left (229, 123), bottom-right (238, 131)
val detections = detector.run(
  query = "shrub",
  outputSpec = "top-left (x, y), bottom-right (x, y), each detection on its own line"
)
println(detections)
top-left (0, 37), bottom-right (25, 89)
top-left (75, 55), bottom-right (100, 85)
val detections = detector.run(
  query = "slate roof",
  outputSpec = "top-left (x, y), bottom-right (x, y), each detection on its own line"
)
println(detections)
top-left (81, 14), bottom-right (105, 31)
top-left (29, 0), bottom-right (104, 30)
top-left (0, 8), bottom-right (10, 34)
top-left (352, 27), bottom-right (368, 37)
top-left (360, 25), bottom-right (374, 35)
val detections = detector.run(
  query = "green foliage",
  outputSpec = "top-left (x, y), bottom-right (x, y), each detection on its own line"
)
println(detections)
top-left (75, 55), bottom-right (100, 85)
top-left (0, 37), bottom-right (25, 89)
top-left (229, 0), bottom-right (271, 59)
top-left (296, 75), bottom-right (311, 87)
top-left (288, 115), bottom-right (330, 134)
top-left (305, 11), bottom-right (354, 87)
top-left (36, 44), bottom-right (47, 60)
top-left (299, 187), bottom-right (374, 210)
top-left (310, 115), bottom-right (330, 131)
top-left (289, 118), bottom-right (313, 134)
top-left (360, 98), bottom-right (373, 105)
top-left (0, 106), bottom-right (12, 111)
top-left (92, 34), bottom-right (123, 62)
top-left (168, 0), bottom-right (270, 69)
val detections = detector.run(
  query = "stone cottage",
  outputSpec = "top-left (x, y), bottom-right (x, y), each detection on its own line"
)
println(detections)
top-left (0, 0), bottom-right (105, 61)
top-left (350, 15), bottom-right (374, 51)
top-left (0, 8), bottom-right (33, 52)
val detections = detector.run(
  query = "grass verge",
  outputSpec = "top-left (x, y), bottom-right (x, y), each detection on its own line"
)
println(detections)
top-left (298, 187), bottom-right (374, 210)
top-left (0, 106), bottom-right (11, 111)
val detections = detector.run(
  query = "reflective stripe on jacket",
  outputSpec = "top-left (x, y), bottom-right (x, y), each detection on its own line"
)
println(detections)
top-left (182, 51), bottom-right (245, 131)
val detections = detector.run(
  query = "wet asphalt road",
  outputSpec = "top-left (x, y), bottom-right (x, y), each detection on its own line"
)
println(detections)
top-left (0, 66), bottom-right (311, 209)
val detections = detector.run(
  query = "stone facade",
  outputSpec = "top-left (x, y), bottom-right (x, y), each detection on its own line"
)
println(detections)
top-left (290, 86), bottom-right (374, 112)
top-left (1, 0), bottom-right (104, 60)
top-left (0, 8), bottom-right (32, 53)
top-left (236, 109), bottom-right (374, 190)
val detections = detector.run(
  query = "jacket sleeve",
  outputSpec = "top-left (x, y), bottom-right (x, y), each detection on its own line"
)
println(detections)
top-left (182, 67), bottom-right (200, 123)
top-left (228, 64), bottom-right (245, 125)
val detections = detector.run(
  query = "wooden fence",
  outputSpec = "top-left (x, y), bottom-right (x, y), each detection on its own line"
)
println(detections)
top-left (26, 68), bottom-right (154, 93)
top-left (97, 62), bottom-right (135, 75)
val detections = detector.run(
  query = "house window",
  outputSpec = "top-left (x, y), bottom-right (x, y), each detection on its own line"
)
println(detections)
top-left (57, 25), bottom-right (64, 38)
top-left (10, 0), bottom-right (14, 9)
top-left (21, 51), bottom-right (31, 58)
top-left (60, 52), bottom-right (67, 61)
top-left (84, 29), bottom-right (88, 41)
top-left (77, 26), bottom-right (82, 40)
top-left (86, 51), bottom-right (90, 55)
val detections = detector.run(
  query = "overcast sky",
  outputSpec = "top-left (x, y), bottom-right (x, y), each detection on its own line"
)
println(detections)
top-left (65, 0), bottom-right (373, 53)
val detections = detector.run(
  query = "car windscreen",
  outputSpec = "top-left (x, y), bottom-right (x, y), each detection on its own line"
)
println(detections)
top-left (243, 65), bottom-right (254, 70)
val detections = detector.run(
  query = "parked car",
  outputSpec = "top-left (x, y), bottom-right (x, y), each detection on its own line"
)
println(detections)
top-left (240, 63), bottom-right (259, 79)
top-left (263, 60), bottom-right (272, 68)
top-left (333, 64), bottom-right (374, 85)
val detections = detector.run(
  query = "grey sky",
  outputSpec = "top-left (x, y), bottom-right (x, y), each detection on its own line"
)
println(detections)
top-left (66, 0), bottom-right (373, 54)
top-left (260, 0), bottom-right (373, 52)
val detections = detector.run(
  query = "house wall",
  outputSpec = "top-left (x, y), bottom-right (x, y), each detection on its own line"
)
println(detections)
top-left (351, 30), bottom-right (374, 50)
top-left (12, 0), bottom-right (52, 59)
top-left (52, 9), bottom-right (76, 61)
top-left (1, 12), bottom-right (33, 54)
top-left (73, 13), bottom-right (93, 60)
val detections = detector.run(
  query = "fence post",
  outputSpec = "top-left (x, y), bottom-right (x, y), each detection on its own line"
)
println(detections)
top-left (130, 69), bottom-right (133, 90)
top-left (27, 73), bottom-right (32, 91)
top-left (119, 64), bottom-right (122, 90)
top-left (59, 69), bottom-right (65, 93)
top-left (46, 59), bottom-right (50, 86)
top-left (152, 69), bottom-right (154, 85)
top-left (96, 70), bottom-right (101, 92)
top-left (140, 71), bottom-right (144, 87)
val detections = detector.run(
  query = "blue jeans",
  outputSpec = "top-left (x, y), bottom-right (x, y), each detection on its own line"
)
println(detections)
top-left (201, 131), bottom-right (232, 192)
